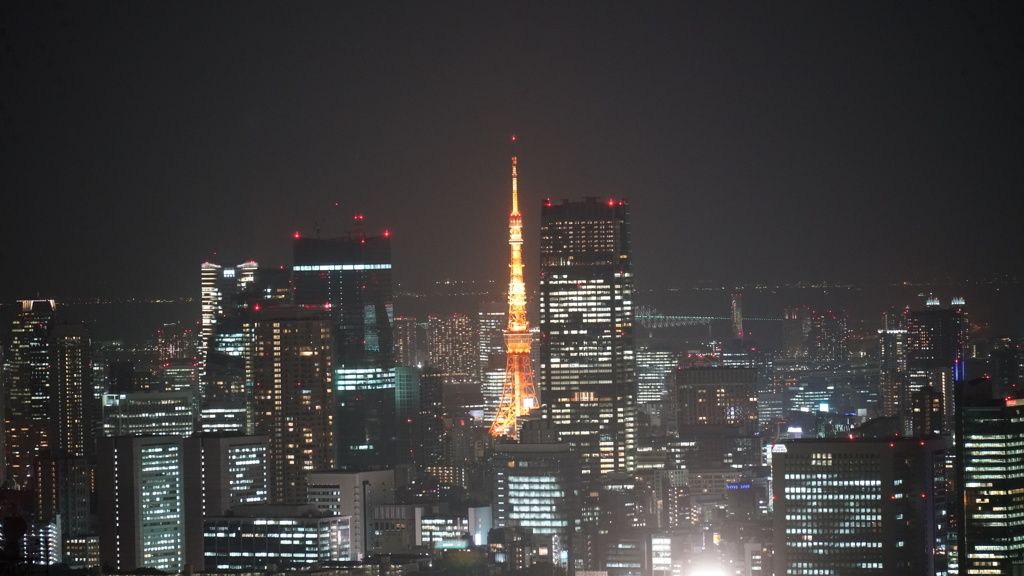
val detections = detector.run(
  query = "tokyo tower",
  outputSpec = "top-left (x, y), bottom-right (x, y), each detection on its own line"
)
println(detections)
top-left (489, 138), bottom-right (539, 438)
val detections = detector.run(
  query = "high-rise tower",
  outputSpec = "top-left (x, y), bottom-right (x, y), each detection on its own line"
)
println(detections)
top-left (490, 145), bottom-right (539, 438)
top-left (292, 222), bottom-right (396, 471)
top-left (247, 307), bottom-right (335, 504)
top-left (538, 197), bottom-right (638, 476)
top-left (906, 297), bottom-right (968, 432)
top-left (954, 381), bottom-right (1024, 574)
top-left (3, 299), bottom-right (58, 488)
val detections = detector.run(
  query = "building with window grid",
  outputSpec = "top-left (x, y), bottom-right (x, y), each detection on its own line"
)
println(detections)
top-left (954, 383), bottom-right (1024, 575)
top-left (771, 437), bottom-right (947, 576)
top-left (247, 307), bottom-right (335, 504)
top-left (97, 436), bottom-right (186, 572)
top-left (538, 197), bottom-right (637, 476)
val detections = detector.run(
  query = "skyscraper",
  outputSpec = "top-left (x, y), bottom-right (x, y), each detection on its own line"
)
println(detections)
top-left (43, 322), bottom-right (95, 564)
top-left (200, 261), bottom-right (258, 370)
top-left (292, 224), bottom-right (396, 471)
top-left (200, 260), bottom-right (276, 434)
top-left (954, 380), bottom-right (1024, 575)
top-left (50, 322), bottom-right (94, 459)
top-left (3, 299), bottom-right (58, 489)
top-left (906, 297), bottom-right (968, 432)
top-left (248, 307), bottom-right (335, 504)
top-left (538, 197), bottom-right (638, 476)
top-left (878, 308), bottom-right (909, 418)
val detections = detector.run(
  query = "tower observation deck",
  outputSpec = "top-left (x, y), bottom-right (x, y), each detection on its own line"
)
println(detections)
top-left (490, 139), bottom-right (539, 438)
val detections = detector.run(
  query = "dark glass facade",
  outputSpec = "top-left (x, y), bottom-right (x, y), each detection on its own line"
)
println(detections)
top-left (293, 234), bottom-right (396, 471)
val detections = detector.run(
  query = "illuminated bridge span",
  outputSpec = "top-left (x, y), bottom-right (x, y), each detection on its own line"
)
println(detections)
top-left (634, 305), bottom-right (782, 329)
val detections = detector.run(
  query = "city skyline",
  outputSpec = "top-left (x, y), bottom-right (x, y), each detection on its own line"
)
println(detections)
top-left (3, 3), bottom-right (1022, 304)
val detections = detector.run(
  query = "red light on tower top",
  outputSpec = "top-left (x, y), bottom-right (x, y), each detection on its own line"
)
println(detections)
top-left (608, 199), bottom-right (615, 206)
top-left (384, 229), bottom-right (390, 237)
top-left (294, 231), bottom-right (300, 239)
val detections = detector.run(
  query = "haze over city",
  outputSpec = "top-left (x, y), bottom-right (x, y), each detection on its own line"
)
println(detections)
top-left (3, 2), bottom-right (1021, 306)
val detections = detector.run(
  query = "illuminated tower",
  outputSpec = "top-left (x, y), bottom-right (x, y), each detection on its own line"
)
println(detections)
top-left (490, 145), bottom-right (539, 438)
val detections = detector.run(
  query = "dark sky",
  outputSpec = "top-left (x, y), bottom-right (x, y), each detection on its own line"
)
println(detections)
top-left (3, 2), bottom-right (1022, 301)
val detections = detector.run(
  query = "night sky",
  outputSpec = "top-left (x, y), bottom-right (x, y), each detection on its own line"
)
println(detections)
top-left (3, 2), bottom-right (1022, 302)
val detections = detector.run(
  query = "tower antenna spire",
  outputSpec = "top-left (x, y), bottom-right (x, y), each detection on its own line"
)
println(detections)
top-left (490, 137), bottom-right (539, 439)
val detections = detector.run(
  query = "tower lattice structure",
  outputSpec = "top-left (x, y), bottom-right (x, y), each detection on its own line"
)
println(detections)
top-left (490, 143), bottom-right (539, 438)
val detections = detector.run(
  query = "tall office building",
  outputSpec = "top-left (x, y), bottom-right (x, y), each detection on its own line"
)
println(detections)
top-left (293, 225), bottom-right (396, 471)
top-left (4, 299), bottom-right (58, 422)
top-left (49, 322), bottom-right (94, 458)
top-left (3, 299), bottom-right (57, 488)
top-left (539, 197), bottom-right (638, 476)
top-left (248, 307), bottom-right (335, 504)
top-left (954, 381), bottom-right (1024, 575)
top-left (97, 436), bottom-right (186, 572)
top-left (40, 322), bottom-right (95, 564)
top-left (201, 261), bottom-right (289, 434)
top-left (771, 437), bottom-right (947, 576)
top-left (200, 261), bottom-right (258, 367)
top-left (906, 298), bottom-right (968, 432)
top-left (878, 309), bottom-right (908, 418)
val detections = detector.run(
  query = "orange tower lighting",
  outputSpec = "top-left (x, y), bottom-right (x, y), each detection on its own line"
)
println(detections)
top-left (489, 137), bottom-right (540, 438)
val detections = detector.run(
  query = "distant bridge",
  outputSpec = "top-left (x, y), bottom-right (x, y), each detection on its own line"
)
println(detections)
top-left (634, 305), bottom-right (782, 329)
